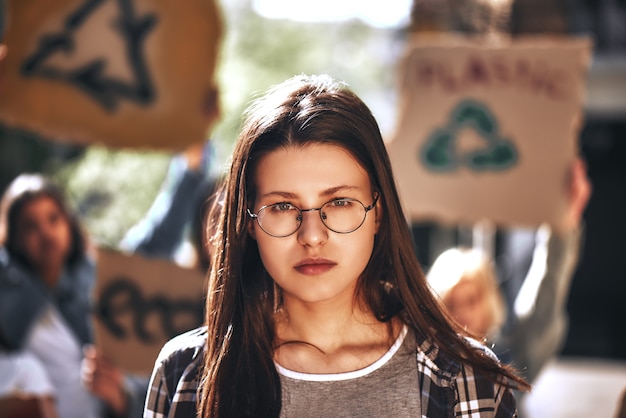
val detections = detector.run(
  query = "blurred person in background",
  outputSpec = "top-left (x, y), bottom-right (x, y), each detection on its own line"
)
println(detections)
top-left (426, 157), bottom-right (592, 385)
top-left (119, 87), bottom-right (222, 272)
top-left (427, 246), bottom-right (506, 342)
top-left (0, 5), bottom-right (58, 416)
top-left (0, 174), bottom-right (144, 418)
top-left (408, 0), bottom-right (594, 386)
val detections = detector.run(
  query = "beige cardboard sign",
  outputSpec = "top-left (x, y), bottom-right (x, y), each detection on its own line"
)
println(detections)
top-left (0, 0), bottom-right (222, 151)
top-left (386, 35), bottom-right (592, 230)
top-left (94, 249), bottom-right (206, 374)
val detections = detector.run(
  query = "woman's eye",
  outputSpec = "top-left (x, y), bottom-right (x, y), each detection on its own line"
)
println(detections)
top-left (48, 212), bottom-right (62, 225)
top-left (274, 202), bottom-right (296, 212)
top-left (329, 199), bottom-right (352, 208)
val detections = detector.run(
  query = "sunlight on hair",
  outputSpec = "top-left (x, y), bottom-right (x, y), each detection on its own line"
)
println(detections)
top-left (427, 248), bottom-right (485, 298)
top-left (4, 174), bottom-right (46, 201)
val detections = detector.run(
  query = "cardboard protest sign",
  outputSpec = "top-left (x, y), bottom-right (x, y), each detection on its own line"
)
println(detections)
top-left (0, 0), bottom-right (222, 150)
top-left (386, 35), bottom-right (592, 231)
top-left (94, 249), bottom-right (206, 374)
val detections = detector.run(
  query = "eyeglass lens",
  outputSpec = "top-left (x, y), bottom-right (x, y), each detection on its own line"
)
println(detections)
top-left (256, 198), bottom-right (370, 237)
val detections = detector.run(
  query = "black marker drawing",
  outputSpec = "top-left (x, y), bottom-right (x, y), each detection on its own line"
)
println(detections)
top-left (95, 278), bottom-right (204, 343)
top-left (21, 0), bottom-right (157, 111)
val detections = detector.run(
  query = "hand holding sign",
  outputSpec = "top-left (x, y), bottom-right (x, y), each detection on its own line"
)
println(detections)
top-left (81, 345), bottom-right (127, 416)
top-left (561, 157), bottom-right (592, 233)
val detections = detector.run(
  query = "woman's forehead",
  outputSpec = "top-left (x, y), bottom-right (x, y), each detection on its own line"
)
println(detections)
top-left (19, 195), bottom-right (61, 216)
top-left (253, 144), bottom-right (371, 197)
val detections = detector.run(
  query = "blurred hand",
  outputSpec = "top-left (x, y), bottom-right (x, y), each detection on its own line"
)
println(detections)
top-left (81, 345), bottom-right (127, 416)
top-left (562, 156), bottom-right (592, 231)
top-left (184, 86), bottom-right (220, 171)
top-left (183, 142), bottom-right (205, 171)
top-left (0, 44), bottom-right (6, 61)
top-left (202, 85), bottom-right (220, 127)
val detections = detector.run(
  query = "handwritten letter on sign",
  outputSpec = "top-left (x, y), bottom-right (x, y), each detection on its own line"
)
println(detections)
top-left (0, 0), bottom-right (222, 150)
top-left (94, 249), bottom-right (206, 374)
top-left (386, 35), bottom-right (592, 230)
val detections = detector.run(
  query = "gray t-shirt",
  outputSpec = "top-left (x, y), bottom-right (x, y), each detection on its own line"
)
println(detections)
top-left (277, 326), bottom-right (420, 417)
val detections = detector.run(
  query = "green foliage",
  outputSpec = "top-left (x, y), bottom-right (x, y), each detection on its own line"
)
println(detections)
top-left (54, 146), bottom-right (171, 247)
top-left (212, 2), bottom-right (401, 153)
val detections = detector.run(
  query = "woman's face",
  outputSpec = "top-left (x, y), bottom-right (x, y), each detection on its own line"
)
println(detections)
top-left (15, 196), bottom-right (72, 271)
top-left (249, 143), bottom-right (380, 308)
top-left (444, 279), bottom-right (492, 338)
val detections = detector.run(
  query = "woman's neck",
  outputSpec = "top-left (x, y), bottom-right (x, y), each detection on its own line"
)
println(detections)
top-left (273, 298), bottom-right (401, 374)
top-left (38, 263), bottom-right (63, 288)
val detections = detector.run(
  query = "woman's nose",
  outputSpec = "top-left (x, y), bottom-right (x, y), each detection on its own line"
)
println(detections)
top-left (297, 210), bottom-right (328, 246)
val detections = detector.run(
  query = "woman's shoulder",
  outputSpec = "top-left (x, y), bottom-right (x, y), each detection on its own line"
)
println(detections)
top-left (414, 331), bottom-right (501, 381)
top-left (155, 326), bottom-right (207, 367)
top-left (0, 247), bottom-right (43, 292)
top-left (413, 332), bottom-right (518, 416)
top-left (145, 327), bottom-right (207, 416)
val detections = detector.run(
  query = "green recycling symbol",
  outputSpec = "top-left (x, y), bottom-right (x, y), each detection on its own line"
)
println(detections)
top-left (420, 99), bottom-right (518, 172)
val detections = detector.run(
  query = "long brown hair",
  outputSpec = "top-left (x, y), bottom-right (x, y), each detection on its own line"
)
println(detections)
top-left (199, 74), bottom-right (528, 417)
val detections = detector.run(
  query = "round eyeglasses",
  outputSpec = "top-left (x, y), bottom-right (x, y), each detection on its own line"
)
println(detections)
top-left (247, 194), bottom-right (379, 238)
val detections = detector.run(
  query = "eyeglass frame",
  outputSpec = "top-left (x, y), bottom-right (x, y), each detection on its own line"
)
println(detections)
top-left (247, 193), bottom-right (380, 238)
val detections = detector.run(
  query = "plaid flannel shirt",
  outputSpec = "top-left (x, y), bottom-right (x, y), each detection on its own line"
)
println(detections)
top-left (144, 327), bottom-right (517, 418)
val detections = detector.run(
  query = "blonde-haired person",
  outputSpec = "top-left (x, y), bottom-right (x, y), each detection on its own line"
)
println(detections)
top-left (427, 157), bottom-right (591, 385)
top-left (427, 247), bottom-right (506, 343)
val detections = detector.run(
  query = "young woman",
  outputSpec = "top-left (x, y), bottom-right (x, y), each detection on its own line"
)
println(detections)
top-left (0, 174), bottom-right (140, 418)
top-left (0, 174), bottom-right (100, 418)
top-left (144, 74), bottom-right (529, 417)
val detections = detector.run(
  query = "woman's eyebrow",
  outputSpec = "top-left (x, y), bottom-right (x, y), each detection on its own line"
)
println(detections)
top-left (320, 185), bottom-right (361, 197)
top-left (259, 185), bottom-right (361, 201)
top-left (258, 191), bottom-right (298, 200)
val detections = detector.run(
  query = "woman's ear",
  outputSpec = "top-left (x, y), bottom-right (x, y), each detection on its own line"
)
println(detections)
top-left (374, 195), bottom-right (383, 233)
top-left (247, 218), bottom-right (257, 240)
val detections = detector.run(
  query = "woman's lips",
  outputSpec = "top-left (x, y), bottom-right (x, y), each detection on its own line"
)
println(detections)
top-left (294, 258), bottom-right (336, 275)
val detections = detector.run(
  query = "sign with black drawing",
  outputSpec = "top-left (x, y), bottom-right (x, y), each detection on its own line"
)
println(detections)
top-left (94, 249), bottom-right (206, 374)
top-left (386, 35), bottom-right (592, 230)
top-left (0, 0), bottom-right (222, 150)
